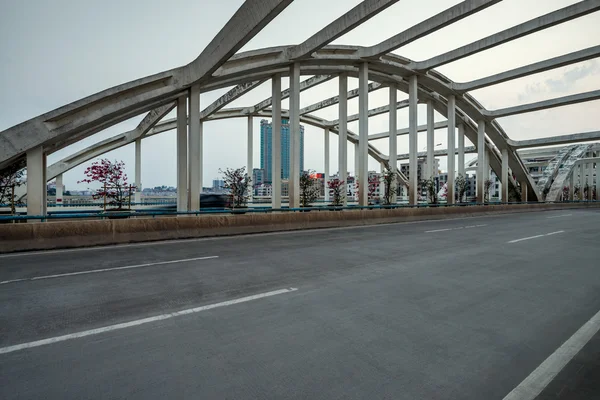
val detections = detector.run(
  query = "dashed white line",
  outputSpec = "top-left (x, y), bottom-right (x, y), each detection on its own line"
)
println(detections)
top-left (0, 287), bottom-right (298, 355)
top-left (503, 307), bottom-right (600, 400)
top-left (425, 224), bottom-right (487, 233)
top-left (508, 231), bottom-right (565, 244)
top-left (546, 214), bottom-right (572, 219)
top-left (0, 256), bottom-right (219, 285)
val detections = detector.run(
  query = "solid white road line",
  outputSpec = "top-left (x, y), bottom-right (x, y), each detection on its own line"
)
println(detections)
top-left (508, 231), bottom-right (565, 244)
top-left (503, 308), bottom-right (600, 400)
top-left (0, 256), bottom-right (219, 285)
top-left (546, 214), bottom-right (572, 219)
top-left (0, 287), bottom-right (298, 355)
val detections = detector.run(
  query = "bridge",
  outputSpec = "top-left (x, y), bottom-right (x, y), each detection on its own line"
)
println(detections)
top-left (1, 0), bottom-right (599, 216)
top-left (1, 1), bottom-right (600, 399)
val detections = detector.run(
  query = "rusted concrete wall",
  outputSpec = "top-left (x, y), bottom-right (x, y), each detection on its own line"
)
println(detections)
top-left (1, 203), bottom-right (598, 253)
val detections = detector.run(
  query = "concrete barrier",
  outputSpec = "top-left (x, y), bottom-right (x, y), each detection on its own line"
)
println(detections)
top-left (1, 203), bottom-right (599, 253)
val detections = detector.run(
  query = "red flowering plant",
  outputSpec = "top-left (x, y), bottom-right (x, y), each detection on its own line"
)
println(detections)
top-left (327, 178), bottom-right (345, 206)
top-left (78, 159), bottom-right (135, 210)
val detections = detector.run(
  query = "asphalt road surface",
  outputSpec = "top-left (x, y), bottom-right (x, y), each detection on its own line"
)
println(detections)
top-left (1, 208), bottom-right (599, 399)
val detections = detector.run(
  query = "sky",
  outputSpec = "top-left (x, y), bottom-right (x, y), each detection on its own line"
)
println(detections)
top-left (1, 0), bottom-right (599, 191)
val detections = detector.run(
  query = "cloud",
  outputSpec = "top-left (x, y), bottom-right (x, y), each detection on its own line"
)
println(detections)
top-left (518, 60), bottom-right (600, 102)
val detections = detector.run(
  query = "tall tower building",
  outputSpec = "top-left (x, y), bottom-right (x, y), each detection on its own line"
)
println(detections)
top-left (260, 119), bottom-right (305, 183)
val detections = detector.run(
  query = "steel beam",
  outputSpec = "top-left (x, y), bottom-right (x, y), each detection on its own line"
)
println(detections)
top-left (484, 90), bottom-right (600, 119)
top-left (300, 82), bottom-right (383, 115)
top-left (412, 1), bottom-right (600, 71)
top-left (245, 75), bottom-right (333, 114)
top-left (454, 45), bottom-right (600, 92)
top-left (289, 0), bottom-right (399, 59)
top-left (200, 80), bottom-right (266, 120)
top-left (362, 0), bottom-right (501, 58)
top-left (369, 120), bottom-right (448, 140)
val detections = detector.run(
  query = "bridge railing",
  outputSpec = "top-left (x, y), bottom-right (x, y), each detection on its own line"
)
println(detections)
top-left (0, 200), bottom-right (597, 223)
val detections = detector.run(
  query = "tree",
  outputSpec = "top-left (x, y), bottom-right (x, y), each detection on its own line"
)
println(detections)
top-left (455, 174), bottom-right (467, 203)
top-left (508, 180), bottom-right (521, 202)
top-left (78, 159), bottom-right (134, 209)
top-left (0, 165), bottom-right (24, 214)
top-left (382, 167), bottom-right (396, 205)
top-left (327, 178), bottom-right (345, 206)
top-left (562, 186), bottom-right (570, 201)
top-left (421, 178), bottom-right (438, 204)
top-left (220, 167), bottom-right (251, 208)
top-left (368, 175), bottom-right (380, 204)
top-left (299, 170), bottom-right (320, 207)
top-left (483, 179), bottom-right (494, 203)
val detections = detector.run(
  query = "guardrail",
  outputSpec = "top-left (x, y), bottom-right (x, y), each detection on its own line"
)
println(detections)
top-left (1, 200), bottom-right (598, 223)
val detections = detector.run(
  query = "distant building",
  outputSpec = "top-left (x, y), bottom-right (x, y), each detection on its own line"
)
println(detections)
top-left (212, 179), bottom-right (225, 192)
top-left (252, 168), bottom-right (265, 194)
top-left (255, 183), bottom-right (272, 197)
top-left (399, 159), bottom-right (428, 183)
top-left (260, 119), bottom-right (305, 183)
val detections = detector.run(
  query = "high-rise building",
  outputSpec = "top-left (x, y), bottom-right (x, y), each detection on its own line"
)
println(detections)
top-left (260, 119), bottom-right (305, 183)
top-left (212, 179), bottom-right (225, 192)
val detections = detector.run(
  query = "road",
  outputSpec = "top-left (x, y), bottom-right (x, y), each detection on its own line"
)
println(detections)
top-left (1, 208), bottom-right (599, 399)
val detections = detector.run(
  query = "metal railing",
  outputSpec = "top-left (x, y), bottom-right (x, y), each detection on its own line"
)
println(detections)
top-left (1, 200), bottom-right (597, 223)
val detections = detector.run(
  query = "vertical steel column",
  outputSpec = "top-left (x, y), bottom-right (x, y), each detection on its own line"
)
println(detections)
top-left (477, 120), bottom-right (485, 203)
top-left (446, 95), bottom-right (456, 205)
top-left (389, 85), bottom-right (398, 203)
top-left (338, 74), bottom-right (348, 206)
top-left (426, 101), bottom-right (435, 180)
top-left (324, 128), bottom-right (330, 203)
top-left (134, 138), bottom-right (142, 205)
top-left (176, 96), bottom-right (188, 212)
top-left (272, 75), bottom-right (282, 208)
top-left (408, 75), bottom-right (418, 205)
top-left (55, 173), bottom-right (64, 206)
top-left (457, 123), bottom-right (465, 178)
top-left (358, 62), bottom-right (369, 206)
top-left (289, 63), bottom-right (301, 208)
top-left (26, 146), bottom-right (46, 218)
top-left (188, 83), bottom-right (201, 210)
top-left (501, 148), bottom-right (509, 202)
top-left (247, 116), bottom-right (253, 202)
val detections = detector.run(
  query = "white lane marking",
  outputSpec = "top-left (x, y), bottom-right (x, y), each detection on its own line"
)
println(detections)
top-left (546, 214), bottom-right (572, 219)
top-left (0, 287), bottom-right (298, 355)
top-left (426, 224), bottom-right (487, 233)
top-left (0, 256), bottom-right (219, 285)
top-left (503, 308), bottom-right (600, 400)
top-left (508, 231), bottom-right (565, 244)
